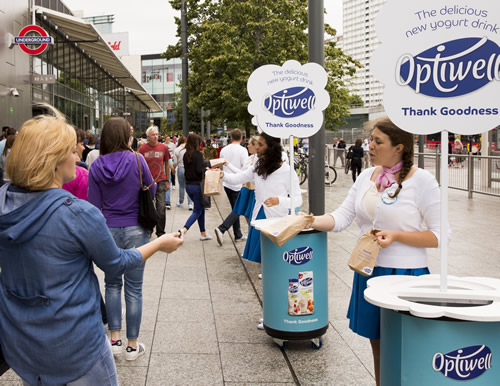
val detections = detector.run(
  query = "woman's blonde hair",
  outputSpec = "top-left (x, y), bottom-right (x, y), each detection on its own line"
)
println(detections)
top-left (6, 106), bottom-right (76, 191)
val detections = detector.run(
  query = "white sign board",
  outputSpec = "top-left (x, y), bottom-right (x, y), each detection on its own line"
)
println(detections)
top-left (372, 0), bottom-right (500, 135)
top-left (247, 60), bottom-right (330, 139)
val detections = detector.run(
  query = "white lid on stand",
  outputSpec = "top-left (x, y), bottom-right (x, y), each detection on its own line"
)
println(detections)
top-left (364, 274), bottom-right (500, 322)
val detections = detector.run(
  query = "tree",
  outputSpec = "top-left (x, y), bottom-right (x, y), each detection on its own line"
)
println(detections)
top-left (164, 0), bottom-right (361, 136)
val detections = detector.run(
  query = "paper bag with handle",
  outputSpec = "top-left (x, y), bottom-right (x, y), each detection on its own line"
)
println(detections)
top-left (203, 169), bottom-right (223, 196)
top-left (347, 229), bottom-right (381, 277)
top-left (259, 215), bottom-right (315, 247)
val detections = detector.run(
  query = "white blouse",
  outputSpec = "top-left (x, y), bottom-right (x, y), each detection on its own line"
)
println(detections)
top-left (330, 167), bottom-right (446, 269)
top-left (223, 162), bottom-right (302, 222)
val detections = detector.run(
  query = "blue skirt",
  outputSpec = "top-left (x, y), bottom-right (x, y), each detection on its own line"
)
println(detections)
top-left (346, 267), bottom-right (430, 340)
top-left (242, 205), bottom-right (266, 263)
top-left (233, 187), bottom-right (255, 218)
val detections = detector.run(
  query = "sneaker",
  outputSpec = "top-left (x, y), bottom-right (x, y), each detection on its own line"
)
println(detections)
top-left (258, 273), bottom-right (262, 280)
top-left (257, 322), bottom-right (264, 330)
top-left (176, 202), bottom-right (183, 208)
top-left (172, 186), bottom-right (176, 190)
top-left (200, 234), bottom-right (213, 241)
top-left (235, 235), bottom-right (247, 242)
top-left (166, 204), bottom-right (172, 210)
top-left (126, 342), bottom-right (145, 361)
top-left (111, 339), bottom-right (122, 356)
top-left (214, 228), bottom-right (224, 246)
top-left (188, 204), bottom-right (193, 211)
top-left (258, 318), bottom-right (263, 324)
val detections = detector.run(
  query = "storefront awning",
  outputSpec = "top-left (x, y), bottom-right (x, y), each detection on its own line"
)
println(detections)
top-left (35, 7), bottom-right (162, 113)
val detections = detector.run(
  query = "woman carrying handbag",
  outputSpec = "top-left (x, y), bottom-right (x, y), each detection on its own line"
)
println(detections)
top-left (88, 118), bottom-right (156, 361)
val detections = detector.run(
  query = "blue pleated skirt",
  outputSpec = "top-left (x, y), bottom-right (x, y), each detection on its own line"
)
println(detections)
top-left (233, 187), bottom-right (255, 218)
top-left (242, 205), bottom-right (266, 263)
top-left (347, 266), bottom-right (430, 340)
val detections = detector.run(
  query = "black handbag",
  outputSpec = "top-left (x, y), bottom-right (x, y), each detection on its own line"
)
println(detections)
top-left (136, 153), bottom-right (158, 231)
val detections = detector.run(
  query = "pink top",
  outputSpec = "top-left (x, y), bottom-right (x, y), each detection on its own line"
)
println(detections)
top-left (62, 166), bottom-right (89, 200)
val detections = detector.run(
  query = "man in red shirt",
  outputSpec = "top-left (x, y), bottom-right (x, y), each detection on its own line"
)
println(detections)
top-left (138, 126), bottom-right (170, 237)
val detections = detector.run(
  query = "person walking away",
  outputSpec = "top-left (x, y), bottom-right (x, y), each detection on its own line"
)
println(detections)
top-left (349, 139), bottom-right (365, 182)
top-left (0, 109), bottom-right (183, 385)
top-left (173, 136), bottom-right (193, 210)
top-left (333, 137), bottom-right (345, 168)
top-left (453, 138), bottom-right (465, 167)
top-left (214, 129), bottom-right (248, 245)
top-left (182, 133), bottom-right (213, 240)
top-left (138, 126), bottom-right (170, 237)
top-left (130, 126), bottom-right (138, 151)
top-left (165, 136), bottom-right (176, 198)
top-left (203, 139), bottom-right (217, 160)
top-left (89, 117), bottom-right (160, 360)
top-left (304, 117), bottom-right (445, 386)
top-left (83, 133), bottom-right (97, 163)
top-left (231, 136), bottom-right (259, 224)
top-left (362, 138), bottom-right (370, 169)
top-left (0, 134), bottom-right (16, 182)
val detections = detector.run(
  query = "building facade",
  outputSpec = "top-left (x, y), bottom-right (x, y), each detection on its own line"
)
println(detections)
top-left (141, 54), bottom-right (182, 129)
top-left (0, 0), bottom-right (160, 132)
top-left (341, 0), bottom-right (386, 108)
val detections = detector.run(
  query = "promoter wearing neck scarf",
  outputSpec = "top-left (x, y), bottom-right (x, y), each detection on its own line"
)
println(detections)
top-left (376, 161), bottom-right (403, 192)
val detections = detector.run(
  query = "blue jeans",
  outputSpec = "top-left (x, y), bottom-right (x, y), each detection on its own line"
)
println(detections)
top-left (165, 173), bottom-right (172, 205)
top-left (184, 184), bottom-right (205, 232)
top-left (106, 225), bottom-right (149, 340)
top-left (176, 167), bottom-right (192, 206)
top-left (23, 340), bottom-right (118, 386)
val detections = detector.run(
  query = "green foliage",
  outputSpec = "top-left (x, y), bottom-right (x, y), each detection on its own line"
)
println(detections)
top-left (164, 0), bottom-right (362, 136)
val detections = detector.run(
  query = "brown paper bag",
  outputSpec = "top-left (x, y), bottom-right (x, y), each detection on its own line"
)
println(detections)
top-left (204, 169), bottom-right (222, 196)
top-left (259, 215), bottom-right (315, 247)
top-left (347, 229), bottom-right (381, 276)
top-left (209, 158), bottom-right (225, 168)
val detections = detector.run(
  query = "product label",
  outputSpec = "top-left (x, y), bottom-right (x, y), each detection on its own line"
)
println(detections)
top-left (432, 345), bottom-right (492, 380)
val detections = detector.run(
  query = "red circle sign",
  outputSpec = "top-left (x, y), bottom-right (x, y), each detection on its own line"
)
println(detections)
top-left (16, 25), bottom-right (52, 55)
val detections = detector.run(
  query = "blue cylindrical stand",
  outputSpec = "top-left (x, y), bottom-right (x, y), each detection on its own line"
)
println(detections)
top-left (261, 229), bottom-right (328, 341)
top-left (381, 309), bottom-right (500, 385)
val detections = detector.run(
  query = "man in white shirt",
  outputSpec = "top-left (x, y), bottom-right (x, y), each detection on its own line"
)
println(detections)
top-left (214, 129), bottom-right (248, 245)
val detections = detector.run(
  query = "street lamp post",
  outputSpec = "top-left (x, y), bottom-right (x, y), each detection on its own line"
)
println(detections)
top-left (308, 0), bottom-right (325, 215)
top-left (181, 0), bottom-right (189, 137)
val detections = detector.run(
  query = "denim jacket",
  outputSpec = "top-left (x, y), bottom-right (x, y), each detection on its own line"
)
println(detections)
top-left (0, 184), bottom-right (142, 385)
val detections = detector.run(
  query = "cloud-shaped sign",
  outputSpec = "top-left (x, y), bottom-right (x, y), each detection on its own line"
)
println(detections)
top-left (372, 0), bottom-right (500, 135)
top-left (247, 60), bottom-right (330, 139)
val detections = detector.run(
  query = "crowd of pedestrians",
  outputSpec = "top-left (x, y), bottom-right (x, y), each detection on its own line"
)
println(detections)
top-left (0, 110), bottom-right (445, 386)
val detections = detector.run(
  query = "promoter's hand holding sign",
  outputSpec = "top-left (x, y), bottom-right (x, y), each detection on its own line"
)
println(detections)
top-left (372, 0), bottom-right (500, 135)
top-left (247, 60), bottom-right (330, 138)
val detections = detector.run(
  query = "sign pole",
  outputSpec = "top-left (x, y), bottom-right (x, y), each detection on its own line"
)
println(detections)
top-left (440, 130), bottom-right (449, 292)
top-left (289, 135), bottom-right (294, 215)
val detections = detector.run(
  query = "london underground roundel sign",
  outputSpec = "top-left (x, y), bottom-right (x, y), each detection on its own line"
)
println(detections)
top-left (372, 0), bottom-right (500, 135)
top-left (15, 25), bottom-right (53, 55)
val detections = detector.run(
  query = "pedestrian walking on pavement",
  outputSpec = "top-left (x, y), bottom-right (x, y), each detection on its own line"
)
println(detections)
top-left (304, 116), bottom-right (444, 386)
top-left (349, 139), bottom-right (365, 183)
top-left (362, 138), bottom-right (370, 169)
top-left (214, 129), bottom-right (248, 246)
top-left (230, 136), bottom-right (259, 224)
top-left (138, 126), bottom-right (170, 237)
top-left (333, 137), bottom-right (346, 168)
top-left (0, 109), bottom-right (183, 385)
top-left (173, 136), bottom-right (193, 210)
top-left (182, 133), bottom-right (213, 241)
top-left (89, 117), bottom-right (158, 361)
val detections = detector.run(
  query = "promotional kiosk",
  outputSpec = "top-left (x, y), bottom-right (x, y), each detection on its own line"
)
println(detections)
top-left (247, 60), bottom-right (330, 348)
top-left (366, 0), bottom-right (500, 384)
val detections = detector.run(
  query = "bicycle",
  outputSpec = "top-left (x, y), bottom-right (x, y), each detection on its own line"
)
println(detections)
top-left (294, 151), bottom-right (337, 186)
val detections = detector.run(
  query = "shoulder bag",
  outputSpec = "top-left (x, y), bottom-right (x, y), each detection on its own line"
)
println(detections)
top-left (136, 153), bottom-right (158, 231)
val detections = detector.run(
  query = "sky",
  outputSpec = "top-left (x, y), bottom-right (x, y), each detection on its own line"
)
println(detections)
top-left (62, 0), bottom-right (343, 56)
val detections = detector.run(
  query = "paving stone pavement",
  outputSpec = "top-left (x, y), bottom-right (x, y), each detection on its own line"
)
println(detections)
top-left (1, 167), bottom-right (499, 385)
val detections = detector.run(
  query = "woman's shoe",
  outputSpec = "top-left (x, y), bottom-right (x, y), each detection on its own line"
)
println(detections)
top-left (200, 234), bottom-right (213, 241)
top-left (125, 343), bottom-right (145, 361)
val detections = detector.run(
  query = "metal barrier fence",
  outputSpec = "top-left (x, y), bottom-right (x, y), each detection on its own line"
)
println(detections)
top-left (415, 151), bottom-right (500, 198)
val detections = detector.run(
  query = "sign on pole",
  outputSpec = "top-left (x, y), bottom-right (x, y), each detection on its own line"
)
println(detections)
top-left (247, 60), bottom-right (330, 139)
top-left (247, 60), bottom-right (330, 213)
top-left (372, 0), bottom-right (500, 291)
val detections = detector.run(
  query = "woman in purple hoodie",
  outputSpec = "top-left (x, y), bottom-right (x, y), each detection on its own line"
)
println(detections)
top-left (88, 118), bottom-right (156, 361)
